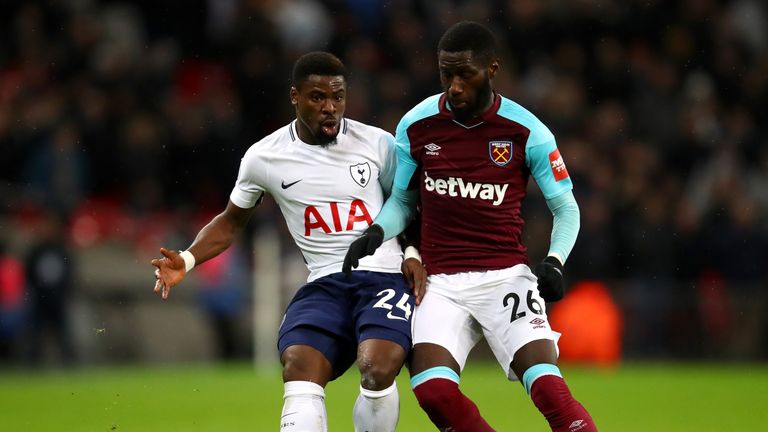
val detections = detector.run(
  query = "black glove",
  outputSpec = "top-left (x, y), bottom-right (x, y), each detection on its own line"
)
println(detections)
top-left (342, 224), bottom-right (384, 277)
top-left (534, 256), bottom-right (565, 302)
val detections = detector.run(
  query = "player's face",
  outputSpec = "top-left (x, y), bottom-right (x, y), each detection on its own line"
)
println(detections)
top-left (291, 74), bottom-right (346, 146)
top-left (438, 50), bottom-right (498, 122)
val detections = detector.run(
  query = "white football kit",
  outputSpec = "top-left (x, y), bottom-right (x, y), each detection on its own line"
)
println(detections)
top-left (230, 118), bottom-right (403, 282)
top-left (413, 265), bottom-right (560, 380)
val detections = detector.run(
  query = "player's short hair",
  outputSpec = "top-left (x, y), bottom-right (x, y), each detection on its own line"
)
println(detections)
top-left (291, 51), bottom-right (347, 87)
top-left (438, 21), bottom-right (498, 63)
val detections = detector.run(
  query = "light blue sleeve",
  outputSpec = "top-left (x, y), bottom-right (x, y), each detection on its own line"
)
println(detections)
top-left (545, 191), bottom-right (580, 264)
top-left (498, 97), bottom-right (579, 263)
top-left (525, 139), bottom-right (573, 199)
top-left (526, 137), bottom-right (578, 264)
top-left (375, 186), bottom-right (418, 240)
top-left (374, 95), bottom-right (441, 240)
top-left (498, 97), bottom-right (571, 199)
top-left (374, 115), bottom-right (419, 240)
top-left (378, 133), bottom-right (397, 197)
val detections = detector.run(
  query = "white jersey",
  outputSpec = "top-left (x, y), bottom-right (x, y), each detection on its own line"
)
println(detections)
top-left (230, 118), bottom-right (404, 282)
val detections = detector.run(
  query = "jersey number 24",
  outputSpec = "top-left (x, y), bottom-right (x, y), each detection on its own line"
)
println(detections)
top-left (374, 288), bottom-right (412, 322)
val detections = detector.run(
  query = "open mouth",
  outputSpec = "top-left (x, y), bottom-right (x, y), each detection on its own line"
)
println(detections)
top-left (320, 119), bottom-right (339, 136)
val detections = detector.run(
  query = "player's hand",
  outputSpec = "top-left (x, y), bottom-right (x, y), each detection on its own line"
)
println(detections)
top-left (342, 224), bottom-right (384, 277)
top-left (534, 256), bottom-right (564, 302)
top-left (151, 247), bottom-right (187, 300)
top-left (401, 257), bottom-right (426, 305)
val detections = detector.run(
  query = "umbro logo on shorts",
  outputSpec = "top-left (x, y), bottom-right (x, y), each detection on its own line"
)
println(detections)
top-left (530, 318), bottom-right (546, 329)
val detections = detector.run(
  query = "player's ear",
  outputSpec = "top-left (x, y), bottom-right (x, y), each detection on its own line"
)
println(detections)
top-left (290, 87), bottom-right (298, 105)
top-left (488, 59), bottom-right (499, 78)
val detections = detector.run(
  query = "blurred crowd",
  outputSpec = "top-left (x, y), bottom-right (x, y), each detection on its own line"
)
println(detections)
top-left (1, 0), bottom-right (767, 363)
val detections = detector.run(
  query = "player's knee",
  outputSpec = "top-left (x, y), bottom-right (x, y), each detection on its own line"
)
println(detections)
top-left (358, 360), bottom-right (398, 390)
top-left (281, 346), bottom-right (331, 383)
top-left (281, 361), bottom-right (305, 382)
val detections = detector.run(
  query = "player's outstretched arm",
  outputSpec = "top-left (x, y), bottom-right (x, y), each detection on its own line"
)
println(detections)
top-left (152, 200), bottom-right (255, 300)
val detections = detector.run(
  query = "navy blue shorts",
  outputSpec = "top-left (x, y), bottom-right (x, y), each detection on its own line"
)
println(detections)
top-left (277, 271), bottom-right (414, 380)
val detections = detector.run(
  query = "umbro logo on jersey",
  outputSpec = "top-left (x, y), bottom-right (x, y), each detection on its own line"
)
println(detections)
top-left (425, 143), bottom-right (441, 155)
top-left (281, 179), bottom-right (302, 189)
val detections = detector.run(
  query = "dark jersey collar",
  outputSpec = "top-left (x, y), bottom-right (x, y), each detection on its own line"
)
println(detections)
top-left (439, 92), bottom-right (501, 128)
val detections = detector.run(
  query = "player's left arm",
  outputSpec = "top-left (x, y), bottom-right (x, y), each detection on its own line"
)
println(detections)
top-left (526, 139), bottom-right (580, 302)
top-left (343, 123), bottom-right (419, 276)
top-left (374, 128), bottom-right (419, 240)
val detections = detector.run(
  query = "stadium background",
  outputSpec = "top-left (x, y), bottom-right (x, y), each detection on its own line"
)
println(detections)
top-left (1, 0), bottom-right (767, 430)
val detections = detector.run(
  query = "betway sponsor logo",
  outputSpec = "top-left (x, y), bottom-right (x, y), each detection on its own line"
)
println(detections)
top-left (424, 171), bottom-right (508, 206)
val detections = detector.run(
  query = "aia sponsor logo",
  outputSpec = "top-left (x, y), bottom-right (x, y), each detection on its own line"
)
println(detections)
top-left (425, 143), bottom-right (441, 156)
top-left (530, 317), bottom-right (546, 329)
top-left (548, 149), bottom-right (569, 181)
top-left (303, 200), bottom-right (372, 236)
top-left (489, 141), bottom-right (512, 166)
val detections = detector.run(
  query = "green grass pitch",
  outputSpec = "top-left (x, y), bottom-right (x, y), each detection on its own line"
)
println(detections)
top-left (2, 362), bottom-right (767, 431)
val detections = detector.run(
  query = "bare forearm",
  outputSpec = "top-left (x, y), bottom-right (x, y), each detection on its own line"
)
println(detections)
top-left (186, 201), bottom-right (253, 266)
top-left (186, 217), bottom-right (234, 264)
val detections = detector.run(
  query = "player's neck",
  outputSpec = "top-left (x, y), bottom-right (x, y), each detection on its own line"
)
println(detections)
top-left (476, 91), bottom-right (495, 116)
top-left (452, 91), bottom-right (495, 125)
top-left (296, 118), bottom-right (334, 147)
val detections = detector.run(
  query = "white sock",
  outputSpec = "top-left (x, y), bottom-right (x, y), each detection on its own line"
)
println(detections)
top-left (281, 381), bottom-right (327, 432)
top-left (352, 382), bottom-right (399, 432)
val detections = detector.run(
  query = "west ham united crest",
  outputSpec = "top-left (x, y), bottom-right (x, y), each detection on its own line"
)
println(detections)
top-left (489, 141), bottom-right (513, 166)
top-left (350, 162), bottom-right (371, 187)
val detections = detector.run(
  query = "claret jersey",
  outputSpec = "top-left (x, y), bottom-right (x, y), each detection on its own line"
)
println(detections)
top-left (393, 93), bottom-right (573, 275)
top-left (230, 118), bottom-right (403, 281)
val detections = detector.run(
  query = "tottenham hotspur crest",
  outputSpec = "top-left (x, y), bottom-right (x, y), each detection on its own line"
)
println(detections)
top-left (350, 162), bottom-right (371, 187)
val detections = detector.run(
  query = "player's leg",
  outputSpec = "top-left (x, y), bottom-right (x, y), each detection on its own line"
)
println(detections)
top-left (351, 338), bottom-right (406, 432)
top-left (410, 343), bottom-right (495, 432)
top-left (278, 278), bottom-right (358, 432)
top-left (512, 340), bottom-right (596, 432)
top-left (350, 271), bottom-right (414, 432)
top-left (478, 265), bottom-right (596, 432)
top-left (408, 272), bottom-right (494, 432)
top-left (279, 341), bottom-right (333, 432)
